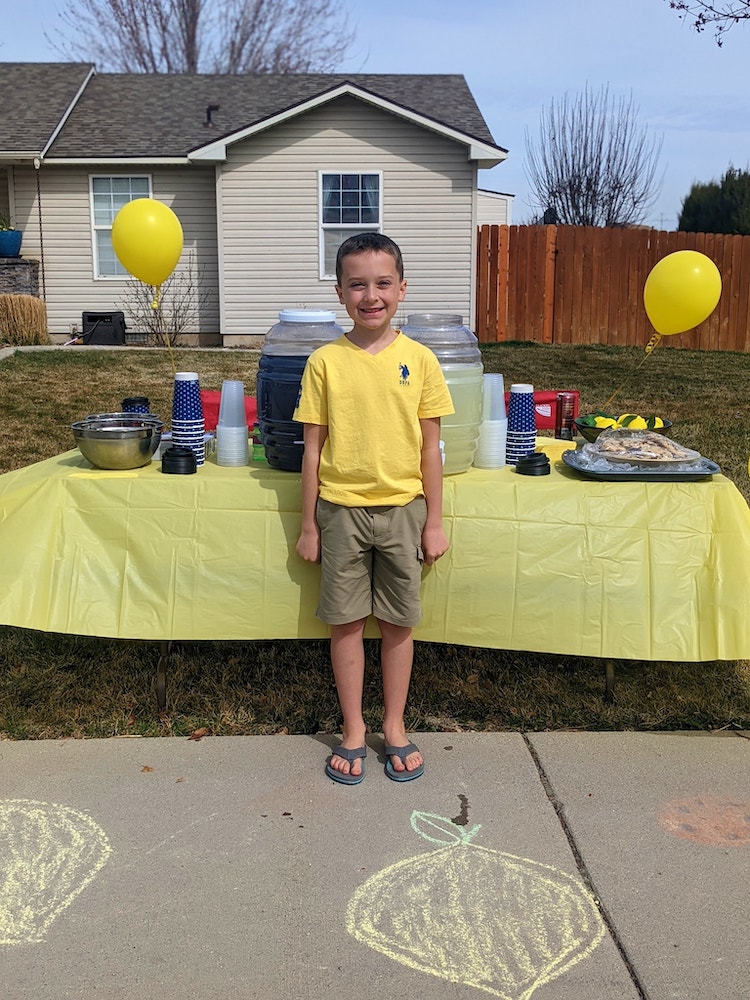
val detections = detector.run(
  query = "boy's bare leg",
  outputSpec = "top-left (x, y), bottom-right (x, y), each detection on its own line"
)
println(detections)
top-left (329, 618), bottom-right (368, 777)
top-left (378, 619), bottom-right (423, 775)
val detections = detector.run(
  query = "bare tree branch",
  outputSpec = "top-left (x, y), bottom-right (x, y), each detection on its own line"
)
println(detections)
top-left (49, 0), bottom-right (354, 73)
top-left (666, 0), bottom-right (750, 45)
top-left (119, 250), bottom-right (214, 346)
top-left (523, 85), bottom-right (664, 228)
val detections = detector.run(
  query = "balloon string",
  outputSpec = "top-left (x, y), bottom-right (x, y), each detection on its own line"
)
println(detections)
top-left (644, 332), bottom-right (663, 356)
top-left (149, 285), bottom-right (177, 378)
top-left (600, 332), bottom-right (662, 412)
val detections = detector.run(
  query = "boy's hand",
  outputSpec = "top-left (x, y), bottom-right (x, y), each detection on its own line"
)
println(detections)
top-left (421, 524), bottom-right (449, 565)
top-left (296, 527), bottom-right (321, 563)
top-left (297, 423), bottom-right (326, 563)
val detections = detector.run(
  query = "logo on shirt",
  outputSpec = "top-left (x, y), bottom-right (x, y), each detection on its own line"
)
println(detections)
top-left (399, 363), bottom-right (410, 385)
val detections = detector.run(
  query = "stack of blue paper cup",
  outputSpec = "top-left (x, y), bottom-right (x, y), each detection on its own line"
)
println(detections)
top-left (171, 372), bottom-right (205, 466)
top-left (506, 383), bottom-right (536, 465)
top-left (122, 396), bottom-right (150, 414)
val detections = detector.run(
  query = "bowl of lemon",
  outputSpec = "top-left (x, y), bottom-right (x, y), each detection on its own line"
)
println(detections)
top-left (573, 412), bottom-right (672, 443)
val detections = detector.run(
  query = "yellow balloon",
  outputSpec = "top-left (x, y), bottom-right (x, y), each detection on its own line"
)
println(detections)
top-left (643, 250), bottom-right (721, 336)
top-left (111, 198), bottom-right (183, 286)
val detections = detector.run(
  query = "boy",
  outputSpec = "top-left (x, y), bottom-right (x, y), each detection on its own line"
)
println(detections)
top-left (294, 233), bottom-right (454, 784)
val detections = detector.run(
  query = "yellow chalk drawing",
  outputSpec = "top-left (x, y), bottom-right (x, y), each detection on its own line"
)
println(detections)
top-left (1, 799), bottom-right (111, 945)
top-left (347, 811), bottom-right (605, 1000)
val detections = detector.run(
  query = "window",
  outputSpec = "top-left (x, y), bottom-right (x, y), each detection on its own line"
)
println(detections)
top-left (90, 175), bottom-right (151, 278)
top-left (319, 172), bottom-right (381, 279)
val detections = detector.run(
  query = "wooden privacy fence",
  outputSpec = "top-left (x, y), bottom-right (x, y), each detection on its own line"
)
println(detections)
top-left (476, 224), bottom-right (750, 352)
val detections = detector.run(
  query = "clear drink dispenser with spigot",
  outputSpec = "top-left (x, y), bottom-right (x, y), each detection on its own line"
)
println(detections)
top-left (256, 309), bottom-right (344, 471)
top-left (399, 313), bottom-right (483, 474)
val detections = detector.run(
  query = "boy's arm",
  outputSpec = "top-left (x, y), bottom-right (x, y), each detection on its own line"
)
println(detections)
top-left (296, 422), bottom-right (328, 563)
top-left (419, 416), bottom-right (449, 565)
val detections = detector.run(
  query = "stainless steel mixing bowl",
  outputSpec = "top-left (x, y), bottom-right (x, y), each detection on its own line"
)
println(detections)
top-left (83, 411), bottom-right (159, 422)
top-left (71, 414), bottom-right (164, 469)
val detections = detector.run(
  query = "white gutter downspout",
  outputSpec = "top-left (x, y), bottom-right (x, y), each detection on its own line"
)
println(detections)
top-left (33, 66), bottom-right (96, 301)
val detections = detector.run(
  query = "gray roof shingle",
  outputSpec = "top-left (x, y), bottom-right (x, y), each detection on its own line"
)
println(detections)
top-left (0, 63), bottom-right (95, 154)
top-left (0, 65), bottom-right (503, 159)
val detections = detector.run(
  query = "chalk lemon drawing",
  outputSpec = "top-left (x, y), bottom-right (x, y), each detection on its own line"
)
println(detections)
top-left (1, 799), bottom-right (111, 945)
top-left (347, 811), bottom-right (605, 999)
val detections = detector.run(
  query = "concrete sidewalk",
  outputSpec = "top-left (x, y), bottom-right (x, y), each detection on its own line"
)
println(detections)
top-left (1, 731), bottom-right (748, 999)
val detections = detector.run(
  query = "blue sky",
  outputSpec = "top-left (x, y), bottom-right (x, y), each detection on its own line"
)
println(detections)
top-left (3, 0), bottom-right (748, 228)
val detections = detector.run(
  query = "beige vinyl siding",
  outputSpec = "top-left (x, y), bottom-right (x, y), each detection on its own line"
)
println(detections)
top-left (12, 164), bottom-right (219, 338)
top-left (477, 190), bottom-right (512, 226)
top-left (218, 96), bottom-right (477, 344)
top-left (0, 167), bottom-right (10, 222)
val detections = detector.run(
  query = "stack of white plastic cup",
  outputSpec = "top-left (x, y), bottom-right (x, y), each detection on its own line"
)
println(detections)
top-left (473, 373), bottom-right (507, 469)
top-left (216, 380), bottom-right (249, 467)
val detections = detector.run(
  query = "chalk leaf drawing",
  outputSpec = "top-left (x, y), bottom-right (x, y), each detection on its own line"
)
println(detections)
top-left (1, 799), bottom-right (111, 945)
top-left (347, 811), bottom-right (605, 1000)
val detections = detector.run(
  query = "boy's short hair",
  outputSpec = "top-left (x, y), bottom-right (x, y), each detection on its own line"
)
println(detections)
top-left (335, 232), bottom-right (404, 284)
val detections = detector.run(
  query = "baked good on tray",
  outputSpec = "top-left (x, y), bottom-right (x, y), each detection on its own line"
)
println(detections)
top-left (588, 429), bottom-right (701, 464)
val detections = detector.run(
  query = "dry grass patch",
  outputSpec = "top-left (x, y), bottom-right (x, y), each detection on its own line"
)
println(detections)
top-left (0, 295), bottom-right (50, 346)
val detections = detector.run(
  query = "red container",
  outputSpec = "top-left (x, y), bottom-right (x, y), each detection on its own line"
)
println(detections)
top-left (555, 391), bottom-right (577, 439)
top-left (503, 389), bottom-right (579, 430)
top-left (200, 391), bottom-right (257, 432)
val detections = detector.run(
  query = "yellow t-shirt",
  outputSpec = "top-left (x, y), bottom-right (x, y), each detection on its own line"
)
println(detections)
top-left (293, 332), bottom-right (454, 506)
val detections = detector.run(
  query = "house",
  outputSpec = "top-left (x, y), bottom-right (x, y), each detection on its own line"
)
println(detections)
top-left (0, 63), bottom-right (507, 345)
top-left (477, 189), bottom-right (514, 226)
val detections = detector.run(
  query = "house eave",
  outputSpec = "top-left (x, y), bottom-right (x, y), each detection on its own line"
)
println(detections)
top-left (472, 149), bottom-right (507, 169)
top-left (0, 152), bottom-right (43, 164)
top-left (39, 157), bottom-right (193, 167)
top-left (188, 82), bottom-right (506, 164)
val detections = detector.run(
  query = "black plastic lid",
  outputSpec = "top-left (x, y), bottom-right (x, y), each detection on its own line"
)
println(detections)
top-left (161, 445), bottom-right (197, 474)
top-left (515, 452), bottom-right (551, 476)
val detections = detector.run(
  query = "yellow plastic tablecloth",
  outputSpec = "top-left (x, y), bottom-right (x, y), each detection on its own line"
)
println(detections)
top-left (1, 439), bottom-right (749, 660)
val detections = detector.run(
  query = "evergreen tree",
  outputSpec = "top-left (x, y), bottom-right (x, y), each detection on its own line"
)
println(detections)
top-left (679, 167), bottom-right (750, 234)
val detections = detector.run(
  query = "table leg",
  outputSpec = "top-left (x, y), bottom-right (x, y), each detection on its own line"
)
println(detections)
top-left (604, 659), bottom-right (616, 703)
top-left (156, 640), bottom-right (172, 713)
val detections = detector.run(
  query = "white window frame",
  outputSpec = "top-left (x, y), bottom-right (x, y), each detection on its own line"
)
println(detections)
top-left (318, 170), bottom-right (382, 280)
top-left (89, 174), bottom-right (152, 279)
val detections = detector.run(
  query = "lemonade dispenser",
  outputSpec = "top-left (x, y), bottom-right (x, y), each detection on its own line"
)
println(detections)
top-left (399, 314), bottom-right (484, 475)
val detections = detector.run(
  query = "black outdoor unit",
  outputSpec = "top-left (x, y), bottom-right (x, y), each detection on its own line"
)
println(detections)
top-left (81, 311), bottom-right (126, 345)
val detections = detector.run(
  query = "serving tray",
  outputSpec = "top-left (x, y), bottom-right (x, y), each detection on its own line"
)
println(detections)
top-left (562, 449), bottom-right (721, 482)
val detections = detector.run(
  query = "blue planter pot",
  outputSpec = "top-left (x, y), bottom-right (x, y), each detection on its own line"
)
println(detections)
top-left (0, 230), bottom-right (23, 257)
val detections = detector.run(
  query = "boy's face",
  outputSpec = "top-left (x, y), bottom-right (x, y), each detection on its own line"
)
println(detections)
top-left (335, 250), bottom-right (407, 334)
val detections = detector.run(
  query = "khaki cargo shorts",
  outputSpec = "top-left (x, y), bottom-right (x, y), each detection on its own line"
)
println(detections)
top-left (315, 497), bottom-right (427, 627)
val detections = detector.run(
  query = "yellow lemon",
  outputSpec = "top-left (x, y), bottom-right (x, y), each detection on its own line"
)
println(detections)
top-left (617, 413), bottom-right (647, 428)
top-left (593, 416), bottom-right (617, 428)
top-left (347, 811), bottom-right (606, 998)
top-left (653, 416), bottom-right (664, 427)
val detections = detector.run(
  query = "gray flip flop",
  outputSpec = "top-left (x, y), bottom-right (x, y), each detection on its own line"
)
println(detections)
top-left (325, 745), bottom-right (367, 785)
top-left (384, 742), bottom-right (424, 782)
